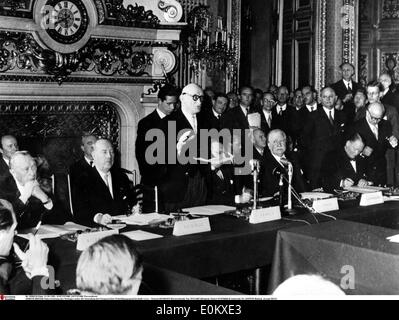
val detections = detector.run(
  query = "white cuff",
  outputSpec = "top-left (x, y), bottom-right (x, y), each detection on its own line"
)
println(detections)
top-left (30, 266), bottom-right (49, 279)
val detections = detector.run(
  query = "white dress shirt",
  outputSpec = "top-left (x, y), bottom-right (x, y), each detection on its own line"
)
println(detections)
top-left (323, 107), bottom-right (335, 120)
top-left (343, 79), bottom-right (353, 91)
top-left (276, 104), bottom-right (287, 115)
top-left (96, 168), bottom-right (114, 199)
top-left (156, 108), bottom-right (167, 120)
top-left (306, 103), bottom-right (317, 113)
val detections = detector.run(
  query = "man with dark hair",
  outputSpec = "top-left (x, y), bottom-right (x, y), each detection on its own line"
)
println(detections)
top-left (0, 135), bottom-right (19, 182)
top-left (321, 133), bottom-right (371, 192)
top-left (136, 85), bottom-right (180, 187)
top-left (202, 92), bottom-right (229, 130)
top-left (69, 133), bottom-right (97, 184)
top-left (221, 86), bottom-right (259, 131)
top-left (300, 87), bottom-right (347, 189)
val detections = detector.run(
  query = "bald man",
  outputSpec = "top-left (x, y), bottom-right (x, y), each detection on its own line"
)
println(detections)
top-left (0, 135), bottom-right (19, 182)
top-left (159, 83), bottom-right (208, 211)
top-left (0, 151), bottom-right (54, 229)
top-left (300, 87), bottom-right (347, 189)
top-left (350, 102), bottom-right (398, 186)
top-left (73, 139), bottom-right (136, 225)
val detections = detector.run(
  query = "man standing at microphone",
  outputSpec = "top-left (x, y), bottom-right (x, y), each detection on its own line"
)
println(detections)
top-left (260, 130), bottom-right (308, 198)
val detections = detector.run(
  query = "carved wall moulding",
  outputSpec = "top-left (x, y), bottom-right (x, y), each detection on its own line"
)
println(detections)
top-left (0, 0), bottom-right (33, 18)
top-left (382, 0), bottom-right (399, 20)
top-left (0, 31), bottom-right (176, 84)
top-left (158, 0), bottom-right (183, 23)
top-left (102, 0), bottom-right (160, 28)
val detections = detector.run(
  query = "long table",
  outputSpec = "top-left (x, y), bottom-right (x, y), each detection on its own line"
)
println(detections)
top-left (44, 201), bottom-right (399, 294)
top-left (268, 220), bottom-right (399, 295)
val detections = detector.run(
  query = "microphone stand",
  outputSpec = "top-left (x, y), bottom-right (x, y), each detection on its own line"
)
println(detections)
top-left (279, 174), bottom-right (284, 210)
top-left (288, 163), bottom-right (293, 210)
top-left (253, 165), bottom-right (258, 210)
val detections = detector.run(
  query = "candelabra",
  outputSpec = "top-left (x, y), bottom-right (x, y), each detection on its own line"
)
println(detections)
top-left (187, 6), bottom-right (237, 78)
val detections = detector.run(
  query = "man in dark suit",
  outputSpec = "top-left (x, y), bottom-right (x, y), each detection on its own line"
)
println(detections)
top-left (273, 86), bottom-right (295, 138)
top-left (0, 151), bottom-right (55, 230)
top-left (0, 135), bottom-right (19, 182)
top-left (300, 87), bottom-right (347, 189)
top-left (350, 102), bottom-right (398, 186)
top-left (221, 86), bottom-right (259, 131)
top-left (331, 63), bottom-right (362, 107)
top-left (159, 83), bottom-right (208, 212)
top-left (321, 133), bottom-right (371, 193)
top-left (73, 139), bottom-right (135, 226)
top-left (260, 92), bottom-right (278, 135)
top-left (69, 133), bottom-right (97, 184)
top-left (380, 73), bottom-right (399, 111)
top-left (135, 85), bottom-right (179, 187)
top-left (366, 80), bottom-right (399, 186)
top-left (260, 129), bottom-right (308, 197)
top-left (202, 93), bottom-right (229, 131)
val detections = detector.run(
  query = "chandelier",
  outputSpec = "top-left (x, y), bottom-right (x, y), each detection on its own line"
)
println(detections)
top-left (186, 6), bottom-right (237, 78)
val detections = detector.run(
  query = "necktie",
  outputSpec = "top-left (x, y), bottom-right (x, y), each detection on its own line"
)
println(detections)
top-left (192, 115), bottom-right (198, 134)
top-left (347, 83), bottom-right (352, 93)
top-left (329, 110), bottom-right (334, 125)
top-left (103, 173), bottom-right (113, 198)
top-left (267, 114), bottom-right (272, 128)
top-left (371, 125), bottom-right (379, 140)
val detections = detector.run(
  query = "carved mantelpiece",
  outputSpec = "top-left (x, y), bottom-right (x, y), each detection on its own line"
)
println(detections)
top-left (0, 0), bottom-right (185, 174)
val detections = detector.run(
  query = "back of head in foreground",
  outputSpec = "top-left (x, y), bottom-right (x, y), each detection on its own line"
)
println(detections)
top-left (76, 234), bottom-right (143, 295)
top-left (273, 275), bottom-right (346, 298)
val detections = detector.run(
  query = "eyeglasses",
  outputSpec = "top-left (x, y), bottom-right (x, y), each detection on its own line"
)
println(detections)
top-left (182, 93), bottom-right (205, 102)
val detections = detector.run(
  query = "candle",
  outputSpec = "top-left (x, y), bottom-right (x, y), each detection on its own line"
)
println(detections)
top-left (155, 186), bottom-right (158, 213)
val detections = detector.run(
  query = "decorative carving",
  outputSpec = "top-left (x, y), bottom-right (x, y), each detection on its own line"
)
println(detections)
top-left (103, 0), bottom-right (160, 28)
top-left (382, 0), bottom-right (399, 19)
top-left (95, 0), bottom-right (106, 24)
top-left (342, 0), bottom-right (356, 65)
top-left (315, 0), bottom-right (326, 92)
top-left (381, 53), bottom-right (399, 83)
top-left (359, 53), bottom-right (368, 87)
top-left (0, 100), bottom-right (120, 173)
top-left (0, 31), bottom-right (155, 84)
top-left (153, 48), bottom-right (176, 75)
top-left (0, 0), bottom-right (32, 18)
top-left (79, 38), bottom-right (152, 77)
top-left (158, 0), bottom-right (183, 23)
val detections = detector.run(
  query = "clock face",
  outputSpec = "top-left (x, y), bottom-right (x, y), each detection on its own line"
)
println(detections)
top-left (45, 0), bottom-right (89, 44)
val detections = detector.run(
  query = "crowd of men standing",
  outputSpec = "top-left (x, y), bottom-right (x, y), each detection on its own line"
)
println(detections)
top-left (136, 63), bottom-right (399, 211)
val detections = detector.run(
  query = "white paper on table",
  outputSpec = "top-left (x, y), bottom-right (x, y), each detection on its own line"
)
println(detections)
top-left (184, 205), bottom-right (236, 216)
top-left (17, 222), bottom-right (89, 240)
top-left (123, 230), bottom-right (164, 241)
top-left (387, 235), bottom-right (399, 243)
top-left (114, 213), bottom-right (171, 226)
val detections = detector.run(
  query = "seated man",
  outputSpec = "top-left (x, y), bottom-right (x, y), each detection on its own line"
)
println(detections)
top-left (260, 129), bottom-right (308, 198)
top-left (0, 152), bottom-right (54, 229)
top-left (0, 135), bottom-right (19, 182)
top-left (0, 199), bottom-right (51, 295)
top-left (205, 140), bottom-right (236, 205)
top-left (75, 235), bottom-right (143, 295)
top-left (73, 139), bottom-right (136, 226)
top-left (321, 133), bottom-right (371, 193)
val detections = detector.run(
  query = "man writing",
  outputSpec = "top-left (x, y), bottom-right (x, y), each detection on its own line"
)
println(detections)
top-left (321, 133), bottom-right (372, 192)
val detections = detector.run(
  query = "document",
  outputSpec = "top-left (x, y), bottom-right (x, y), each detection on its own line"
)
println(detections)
top-left (184, 205), bottom-right (236, 216)
top-left (346, 186), bottom-right (390, 194)
top-left (17, 222), bottom-right (90, 240)
top-left (114, 213), bottom-right (171, 226)
top-left (387, 235), bottom-right (399, 243)
top-left (123, 230), bottom-right (164, 241)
